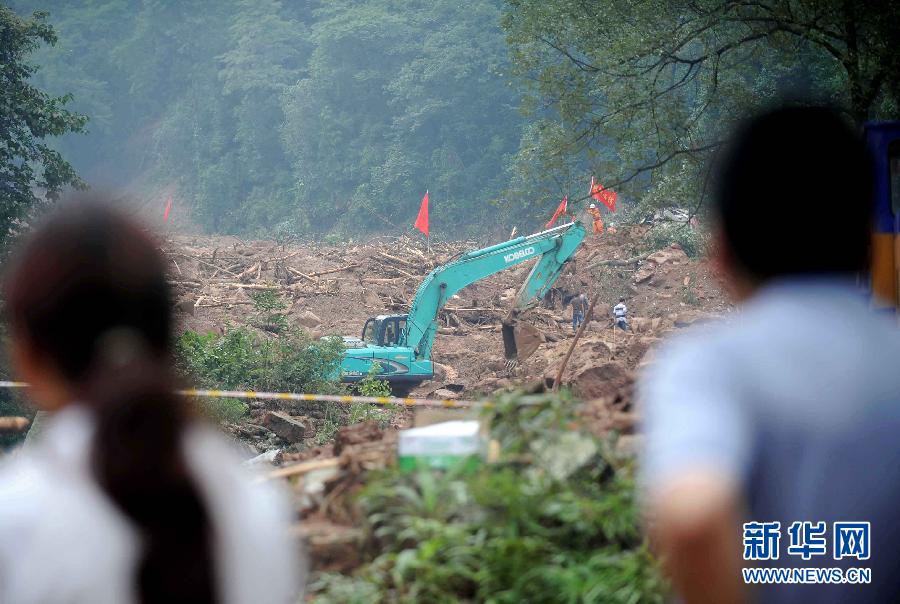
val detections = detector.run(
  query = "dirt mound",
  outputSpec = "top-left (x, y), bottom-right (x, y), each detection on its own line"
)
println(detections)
top-left (165, 224), bottom-right (728, 448)
top-left (571, 361), bottom-right (632, 400)
top-left (170, 223), bottom-right (731, 574)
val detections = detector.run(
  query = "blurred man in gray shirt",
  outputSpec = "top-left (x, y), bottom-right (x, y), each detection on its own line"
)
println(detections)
top-left (639, 107), bottom-right (900, 603)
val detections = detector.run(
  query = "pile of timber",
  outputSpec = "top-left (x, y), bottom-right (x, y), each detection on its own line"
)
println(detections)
top-left (164, 235), bottom-right (528, 330)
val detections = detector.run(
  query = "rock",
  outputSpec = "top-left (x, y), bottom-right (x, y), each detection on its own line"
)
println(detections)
top-left (487, 359), bottom-right (508, 372)
top-left (571, 361), bottom-right (633, 400)
top-left (629, 317), bottom-right (652, 333)
top-left (297, 310), bottom-right (322, 329)
top-left (646, 246), bottom-right (688, 266)
top-left (262, 411), bottom-right (314, 443)
top-left (243, 448), bottom-right (282, 467)
top-left (430, 388), bottom-right (460, 399)
top-left (633, 264), bottom-right (654, 283)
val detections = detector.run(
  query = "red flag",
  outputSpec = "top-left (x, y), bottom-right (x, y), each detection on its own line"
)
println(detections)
top-left (414, 191), bottom-right (429, 236)
top-left (545, 195), bottom-right (568, 229)
top-left (590, 177), bottom-right (617, 212)
top-left (163, 195), bottom-right (173, 221)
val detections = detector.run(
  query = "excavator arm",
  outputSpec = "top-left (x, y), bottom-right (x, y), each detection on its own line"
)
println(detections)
top-left (401, 221), bottom-right (586, 362)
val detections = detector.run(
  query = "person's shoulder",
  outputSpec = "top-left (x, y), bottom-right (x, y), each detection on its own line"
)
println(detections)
top-left (651, 317), bottom-right (736, 366)
top-left (0, 448), bottom-right (52, 506)
top-left (183, 425), bottom-right (304, 600)
top-left (183, 424), bottom-right (294, 526)
top-left (0, 450), bottom-right (59, 552)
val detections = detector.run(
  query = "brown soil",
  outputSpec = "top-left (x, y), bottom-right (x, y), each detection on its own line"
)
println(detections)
top-left (165, 223), bottom-right (731, 569)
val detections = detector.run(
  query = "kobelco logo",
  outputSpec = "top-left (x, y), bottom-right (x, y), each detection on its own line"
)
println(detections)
top-left (504, 247), bottom-right (535, 263)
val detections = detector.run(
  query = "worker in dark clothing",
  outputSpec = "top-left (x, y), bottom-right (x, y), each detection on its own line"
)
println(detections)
top-left (571, 292), bottom-right (588, 332)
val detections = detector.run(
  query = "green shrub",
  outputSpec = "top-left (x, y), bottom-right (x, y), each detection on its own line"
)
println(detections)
top-left (323, 232), bottom-right (344, 246)
top-left (249, 289), bottom-right (289, 334)
top-left (310, 391), bottom-right (666, 603)
top-left (357, 364), bottom-right (393, 398)
top-left (175, 327), bottom-right (345, 395)
top-left (198, 397), bottom-right (248, 423)
top-left (645, 223), bottom-right (702, 258)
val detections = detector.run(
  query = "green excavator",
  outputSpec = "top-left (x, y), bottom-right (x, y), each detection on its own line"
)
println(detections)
top-left (337, 220), bottom-right (587, 392)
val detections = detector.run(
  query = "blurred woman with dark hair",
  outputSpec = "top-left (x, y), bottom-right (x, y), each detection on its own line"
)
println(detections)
top-left (0, 202), bottom-right (303, 603)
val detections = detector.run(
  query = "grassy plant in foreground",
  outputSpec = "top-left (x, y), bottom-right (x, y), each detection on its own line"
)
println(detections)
top-left (311, 390), bottom-right (667, 603)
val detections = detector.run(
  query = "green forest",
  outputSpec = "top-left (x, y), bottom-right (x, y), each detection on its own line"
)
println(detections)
top-left (4, 0), bottom-right (899, 239)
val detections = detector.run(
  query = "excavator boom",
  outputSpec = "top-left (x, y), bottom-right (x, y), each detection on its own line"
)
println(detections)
top-left (339, 221), bottom-right (586, 388)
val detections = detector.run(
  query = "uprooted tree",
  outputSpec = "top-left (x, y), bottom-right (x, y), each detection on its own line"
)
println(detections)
top-left (501, 0), bottom-right (900, 218)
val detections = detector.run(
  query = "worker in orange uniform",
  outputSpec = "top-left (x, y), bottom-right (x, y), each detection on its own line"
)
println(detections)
top-left (588, 203), bottom-right (604, 235)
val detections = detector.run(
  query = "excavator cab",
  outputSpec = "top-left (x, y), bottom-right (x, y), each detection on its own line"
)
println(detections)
top-left (361, 315), bottom-right (407, 346)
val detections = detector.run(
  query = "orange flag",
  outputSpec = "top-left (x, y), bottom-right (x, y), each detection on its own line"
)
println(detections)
top-left (545, 195), bottom-right (568, 229)
top-left (590, 177), bottom-right (617, 212)
top-left (414, 191), bottom-right (429, 236)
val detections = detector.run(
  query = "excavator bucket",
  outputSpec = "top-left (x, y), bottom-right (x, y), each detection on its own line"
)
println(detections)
top-left (502, 321), bottom-right (545, 362)
top-left (502, 322), bottom-right (518, 360)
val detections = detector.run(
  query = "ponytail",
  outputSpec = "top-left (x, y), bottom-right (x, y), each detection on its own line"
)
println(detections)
top-left (88, 331), bottom-right (217, 604)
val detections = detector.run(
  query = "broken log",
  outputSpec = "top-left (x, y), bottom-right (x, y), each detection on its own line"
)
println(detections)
top-left (0, 416), bottom-right (30, 433)
top-left (220, 283), bottom-right (282, 290)
top-left (268, 457), bottom-right (341, 480)
top-left (587, 252), bottom-right (650, 269)
top-left (236, 263), bottom-right (260, 282)
top-left (306, 264), bottom-right (358, 279)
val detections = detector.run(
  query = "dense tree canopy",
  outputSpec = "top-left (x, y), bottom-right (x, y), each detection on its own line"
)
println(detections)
top-left (0, 6), bottom-right (86, 240)
top-left (9, 0), bottom-right (523, 238)
top-left (5, 0), bottom-right (897, 236)
top-left (501, 0), bottom-right (900, 219)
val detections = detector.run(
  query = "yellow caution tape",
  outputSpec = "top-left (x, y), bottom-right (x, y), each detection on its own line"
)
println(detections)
top-left (0, 380), bottom-right (480, 409)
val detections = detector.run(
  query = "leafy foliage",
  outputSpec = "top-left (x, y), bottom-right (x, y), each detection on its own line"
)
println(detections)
top-left (500, 0), bottom-right (900, 222)
top-left (311, 391), bottom-right (666, 603)
top-left (0, 6), bottom-right (86, 244)
top-left (356, 363), bottom-right (393, 398)
top-left (249, 289), bottom-right (289, 334)
top-left (198, 396), bottom-right (248, 424)
top-left (10, 0), bottom-right (522, 238)
top-left (174, 327), bottom-right (345, 395)
top-left (645, 223), bottom-right (703, 258)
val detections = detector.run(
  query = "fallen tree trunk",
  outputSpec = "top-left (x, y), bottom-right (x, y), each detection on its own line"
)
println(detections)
top-left (267, 457), bottom-right (341, 480)
top-left (587, 253), bottom-right (649, 270)
top-left (306, 264), bottom-right (358, 279)
top-left (0, 416), bottom-right (30, 433)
